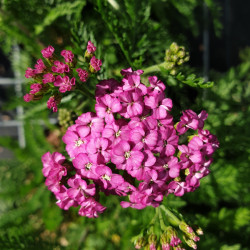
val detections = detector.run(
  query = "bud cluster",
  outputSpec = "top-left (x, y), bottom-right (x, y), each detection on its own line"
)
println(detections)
top-left (58, 108), bottom-right (75, 130)
top-left (133, 207), bottom-right (204, 250)
top-left (134, 223), bottom-right (202, 250)
top-left (164, 43), bottom-right (190, 75)
top-left (41, 67), bottom-right (219, 218)
top-left (23, 41), bottom-right (102, 112)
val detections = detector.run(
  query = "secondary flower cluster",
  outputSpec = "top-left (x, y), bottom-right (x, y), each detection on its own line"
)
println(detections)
top-left (42, 68), bottom-right (219, 218)
top-left (134, 221), bottom-right (203, 250)
top-left (23, 41), bottom-right (102, 112)
top-left (164, 42), bottom-right (190, 75)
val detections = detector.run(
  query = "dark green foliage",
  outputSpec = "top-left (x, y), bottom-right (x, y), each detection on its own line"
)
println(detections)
top-left (0, 233), bottom-right (58, 250)
top-left (0, 1), bottom-right (248, 250)
top-left (182, 51), bottom-right (250, 249)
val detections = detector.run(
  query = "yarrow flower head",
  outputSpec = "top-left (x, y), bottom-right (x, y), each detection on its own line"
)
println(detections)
top-left (23, 41), bottom-right (101, 111)
top-left (41, 67), bottom-right (219, 218)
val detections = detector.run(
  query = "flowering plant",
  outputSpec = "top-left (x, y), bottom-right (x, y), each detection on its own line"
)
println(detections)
top-left (24, 41), bottom-right (219, 249)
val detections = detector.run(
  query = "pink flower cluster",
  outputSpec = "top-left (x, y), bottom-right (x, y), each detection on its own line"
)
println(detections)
top-left (23, 41), bottom-right (102, 112)
top-left (42, 68), bottom-right (219, 218)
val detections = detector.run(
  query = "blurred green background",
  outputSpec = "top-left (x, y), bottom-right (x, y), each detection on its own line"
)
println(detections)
top-left (0, 0), bottom-right (249, 249)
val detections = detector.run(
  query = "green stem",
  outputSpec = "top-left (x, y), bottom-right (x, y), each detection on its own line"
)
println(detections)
top-left (146, 208), bottom-right (159, 234)
top-left (76, 86), bottom-right (95, 100)
top-left (76, 100), bottom-right (89, 111)
top-left (149, 207), bottom-right (159, 226)
top-left (160, 205), bottom-right (181, 227)
top-left (158, 207), bottom-right (168, 231)
top-left (143, 62), bottom-right (166, 75)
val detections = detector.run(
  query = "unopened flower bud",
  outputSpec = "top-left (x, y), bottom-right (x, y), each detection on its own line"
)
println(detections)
top-left (58, 108), bottom-right (74, 128)
top-left (197, 229), bottom-right (203, 236)
top-left (171, 55), bottom-right (178, 62)
top-left (170, 42), bottom-right (179, 53)
top-left (170, 69), bottom-right (176, 75)
top-left (193, 225), bottom-right (203, 235)
top-left (160, 232), bottom-right (168, 245)
top-left (184, 55), bottom-right (190, 62)
top-left (177, 59), bottom-right (184, 65)
top-left (161, 243), bottom-right (171, 250)
top-left (183, 236), bottom-right (197, 249)
top-left (187, 226), bottom-right (194, 234)
top-left (180, 222), bottom-right (196, 237)
top-left (177, 50), bottom-right (185, 58)
top-left (165, 62), bottom-right (175, 70)
top-left (149, 242), bottom-right (157, 250)
top-left (193, 236), bottom-right (200, 242)
top-left (148, 234), bottom-right (157, 245)
top-left (134, 236), bottom-right (146, 249)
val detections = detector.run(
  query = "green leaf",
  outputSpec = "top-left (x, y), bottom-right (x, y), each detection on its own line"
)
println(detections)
top-left (35, 1), bottom-right (86, 35)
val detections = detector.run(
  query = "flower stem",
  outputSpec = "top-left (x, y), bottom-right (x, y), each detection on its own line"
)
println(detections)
top-left (143, 62), bottom-right (166, 75)
top-left (76, 86), bottom-right (95, 100)
top-left (150, 208), bottom-right (159, 226)
top-left (158, 207), bottom-right (168, 230)
top-left (160, 205), bottom-right (181, 227)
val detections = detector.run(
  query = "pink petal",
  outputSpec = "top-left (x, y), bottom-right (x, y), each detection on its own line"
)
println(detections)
top-left (190, 152), bottom-right (203, 163)
top-left (111, 99), bottom-right (122, 112)
top-left (62, 130), bottom-right (78, 144)
top-left (169, 166), bottom-right (180, 178)
top-left (110, 174), bottom-right (124, 186)
top-left (67, 188), bottom-right (80, 199)
top-left (128, 103), bottom-right (143, 117)
top-left (165, 144), bottom-right (176, 156)
top-left (113, 141), bottom-right (130, 156)
top-left (145, 130), bottom-right (158, 147)
top-left (130, 151), bottom-right (144, 167)
top-left (76, 125), bottom-right (90, 138)
top-left (120, 201), bottom-right (131, 208)
top-left (72, 153), bottom-right (89, 169)
top-left (86, 140), bottom-right (97, 154)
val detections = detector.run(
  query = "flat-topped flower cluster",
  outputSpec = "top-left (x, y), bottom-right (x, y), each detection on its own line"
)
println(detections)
top-left (23, 41), bottom-right (102, 112)
top-left (42, 68), bottom-right (219, 218)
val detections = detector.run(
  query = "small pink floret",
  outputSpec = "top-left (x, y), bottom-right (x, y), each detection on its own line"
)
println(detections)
top-left (41, 45), bottom-right (55, 58)
top-left (25, 67), bottom-right (35, 78)
top-left (23, 93), bottom-right (33, 102)
top-left (47, 96), bottom-right (58, 112)
top-left (61, 50), bottom-right (74, 63)
top-left (76, 68), bottom-right (89, 82)
top-left (87, 41), bottom-right (96, 54)
top-left (90, 56), bottom-right (102, 71)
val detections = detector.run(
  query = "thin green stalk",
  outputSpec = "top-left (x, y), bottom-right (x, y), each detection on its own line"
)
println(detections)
top-left (149, 207), bottom-right (159, 226)
top-left (146, 208), bottom-right (159, 234)
top-left (158, 207), bottom-right (168, 231)
top-left (143, 62), bottom-right (166, 75)
top-left (77, 86), bottom-right (95, 100)
top-left (160, 205), bottom-right (181, 227)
